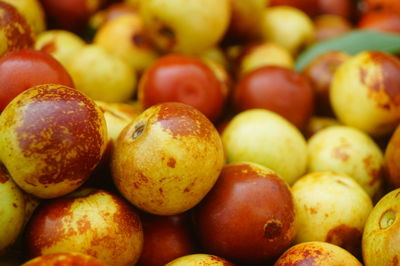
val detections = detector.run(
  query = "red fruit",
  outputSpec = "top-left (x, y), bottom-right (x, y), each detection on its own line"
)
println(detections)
top-left (233, 66), bottom-right (314, 129)
top-left (358, 11), bottom-right (400, 33)
top-left (137, 213), bottom-right (196, 266)
top-left (0, 49), bottom-right (74, 112)
top-left (193, 163), bottom-right (296, 264)
top-left (362, 0), bottom-right (400, 14)
top-left (22, 252), bottom-right (107, 266)
top-left (138, 54), bottom-right (226, 122)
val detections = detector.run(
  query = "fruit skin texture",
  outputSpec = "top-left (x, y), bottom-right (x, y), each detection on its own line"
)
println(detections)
top-left (25, 189), bottom-right (143, 266)
top-left (194, 162), bottom-right (296, 264)
top-left (66, 44), bottom-right (137, 103)
top-left (384, 125), bottom-right (400, 188)
top-left (0, 2), bottom-right (34, 57)
top-left (292, 172), bottom-right (373, 256)
top-left (0, 84), bottom-right (108, 198)
top-left (165, 254), bottom-right (234, 266)
top-left (330, 51), bottom-right (400, 137)
top-left (222, 109), bottom-right (307, 185)
top-left (274, 241), bottom-right (362, 266)
top-left (0, 49), bottom-right (74, 112)
top-left (139, 54), bottom-right (226, 122)
top-left (358, 11), bottom-right (400, 34)
top-left (140, 0), bottom-right (230, 54)
top-left (0, 168), bottom-right (25, 255)
top-left (112, 102), bottom-right (225, 215)
top-left (362, 188), bottom-right (400, 266)
top-left (233, 66), bottom-right (314, 129)
top-left (307, 125), bottom-right (384, 199)
top-left (22, 252), bottom-right (107, 266)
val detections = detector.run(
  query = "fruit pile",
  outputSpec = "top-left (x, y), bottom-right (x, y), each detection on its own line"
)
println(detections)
top-left (1, 0), bottom-right (400, 265)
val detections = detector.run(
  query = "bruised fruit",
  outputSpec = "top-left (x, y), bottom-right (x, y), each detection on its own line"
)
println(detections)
top-left (22, 252), bottom-right (107, 266)
top-left (0, 84), bottom-right (108, 198)
top-left (362, 188), bottom-right (400, 266)
top-left (165, 254), bottom-right (234, 266)
top-left (222, 109), bottom-right (307, 185)
top-left (25, 189), bottom-right (143, 266)
top-left (111, 102), bottom-right (225, 215)
top-left (292, 171), bottom-right (373, 256)
top-left (274, 241), bottom-right (362, 266)
top-left (330, 51), bottom-right (400, 137)
top-left (308, 125), bottom-right (384, 199)
top-left (194, 162), bottom-right (296, 264)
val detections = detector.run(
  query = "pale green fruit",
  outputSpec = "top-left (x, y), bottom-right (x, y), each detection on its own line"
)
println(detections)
top-left (66, 44), bottom-right (137, 102)
top-left (292, 171), bottom-right (373, 256)
top-left (35, 30), bottom-right (85, 67)
top-left (166, 254), bottom-right (233, 266)
top-left (0, 171), bottom-right (25, 255)
top-left (94, 13), bottom-right (159, 74)
top-left (222, 109), bottom-right (307, 185)
top-left (362, 188), bottom-right (400, 266)
top-left (140, 0), bottom-right (230, 54)
top-left (308, 125), bottom-right (384, 199)
top-left (330, 51), bottom-right (400, 137)
top-left (261, 6), bottom-right (315, 54)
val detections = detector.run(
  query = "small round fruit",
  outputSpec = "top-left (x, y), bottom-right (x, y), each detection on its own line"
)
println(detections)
top-left (137, 213), bottom-right (195, 266)
top-left (0, 84), bottom-right (108, 198)
top-left (140, 0), bottom-right (230, 54)
top-left (222, 109), bottom-right (308, 185)
top-left (308, 125), bottom-right (384, 199)
top-left (362, 188), bottom-right (400, 266)
top-left (302, 50), bottom-right (350, 116)
top-left (0, 1), bottom-right (34, 56)
top-left (330, 51), bottom-right (400, 136)
top-left (34, 30), bottom-right (86, 67)
top-left (0, 168), bottom-right (25, 255)
top-left (304, 116), bottom-right (341, 138)
top-left (292, 171), bottom-right (373, 256)
top-left (66, 44), bottom-right (137, 102)
top-left (22, 252), bottom-right (107, 266)
top-left (111, 102), bottom-right (225, 215)
top-left (314, 15), bottom-right (352, 42)
top-left (165, 254), bottom-right (234, 266)
top-left (0, 49), bottom-right (74, 112)
top-left (358, 11), bottom-right (400, 34)
top-left (138, 54), bottom-right (226, 122)
top-left (275, 241), bottom-right (362, 266)
top-left (233, 66), bottom-right (314, 129)
top-left (25, 189), bottom-right (143, 266)
top-left (260, 6), bottom-right (315, 54)
top-left (194, 162), bottom-right (296, 264)
top-left (384, 125), bottom-right (400, 188)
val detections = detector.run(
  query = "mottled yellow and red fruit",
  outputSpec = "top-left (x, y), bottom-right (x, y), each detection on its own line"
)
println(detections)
top-left (137, 212), bottom-right (195, 266)
top-left (139, 54), bottom-right (227, 122)
top-left (330, 51), bottom-right (400, 136)
top-left (0, 84), bottom-right (108, 198)
top-left (194, 162), bottom-right (296, 264)
top-left (25, 189), bottom-right (143, 266)
top-left (0, 1), bottom-right (34, 56)
top-left (112, 102), bottom-right (225, 215)
top-left (384, 125), bottom-right (400, 188)
top-left (166, 254), bottom-right (234, 266)
top-left (22, 252), bottom-right (107, 266)
top-left (362, 188), bottom-right (400, 266)
top-left (274, 241), bottom-right (362, 265)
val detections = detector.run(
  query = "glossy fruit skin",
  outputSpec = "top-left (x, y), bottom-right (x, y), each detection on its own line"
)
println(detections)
top-left (302, 51), bottom-right (350, 116)
top-left (22, 252), bottom-right (107, 266)
top-left (112, 102), bottom-right (225, 215)
top-left (194, 162), bottom-right (296, 264)
top-left (25, 189), bottom-right (143, 266)
top-left (358, 11), bottom-right (400, 33)
top-left (139, 54), bottom-right (226, 122)
top-left (233, 66), bottom-right (314, 129)
top-left (362, 188), bottom-right (400, 266)
top-left (0, 84), bottom-right (108, 199)
top-left (165, 254), bottom-right (234, 266)
top-left (274, 241), bottom-right (362, 266)
top-left (137, 213), bottom-right (195, 266)
top-left (0, 2), bottom-right (34, 56)
top-left (0, 49), bottom-right (74, 112)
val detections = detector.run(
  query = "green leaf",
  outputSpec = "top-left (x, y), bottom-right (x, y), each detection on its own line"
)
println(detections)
top-left (295, 30), bottom-right (400, 72)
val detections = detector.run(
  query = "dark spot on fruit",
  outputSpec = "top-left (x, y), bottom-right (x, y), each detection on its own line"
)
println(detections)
top-left (264, 220), bottom-right (282, 240)
top-left (159, 187), bottom-right (163, 195)
top-left (208, 255), bottom-right (234, 265)
top-left (132, 122), bottom-right (146, 140)
top-left (393, 256), bottom-right (399, 266)
top-left (310, 207), bottom-right (317, 214)
top-left (335, 179), bottom-right (349, 187)
top-left (132, 34), bottom-right (146, 48)
top-left (363, 155), bottom-right (383, 186)
top-left (12, 203), bottom-right (17, 208)
top-left (77, 215), bottom-right (91, 233)
top-left (158, 24), bottom-right (175, 49)
top-left (0, 168), bottom-right (9, 183)
top-left (40, 42), bottom-right (57, 54)
top-left (167, 157), bottom-right (176, 168)
top-left (332, 142), bottom-right (350, 162)
top-left (326, 224), bottom-right (362, 256)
